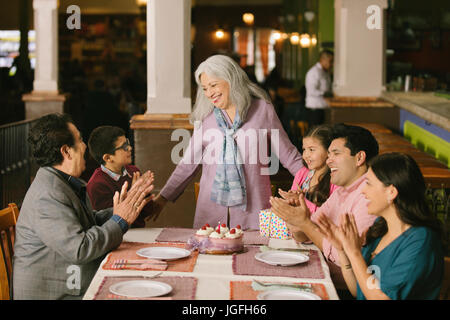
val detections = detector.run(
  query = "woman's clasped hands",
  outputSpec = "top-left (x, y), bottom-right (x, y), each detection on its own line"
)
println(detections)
top-left (316, 212), bottom-right (365, 255)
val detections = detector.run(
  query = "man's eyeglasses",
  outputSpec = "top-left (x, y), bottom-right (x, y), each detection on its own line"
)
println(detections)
top-left (114, 138), bottom-right (131, 152)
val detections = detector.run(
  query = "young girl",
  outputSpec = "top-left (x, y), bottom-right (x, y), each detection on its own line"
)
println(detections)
top-left (279, 124), bottom-right (339, 214)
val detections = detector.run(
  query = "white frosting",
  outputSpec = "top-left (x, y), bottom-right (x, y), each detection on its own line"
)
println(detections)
top-left (224, 231), bottom-right (241, 239)
top-left (217, 226), bottom-right (229, 234)
top-left (234, 228), bottom-right (244, 236)
top-left (196, 228), bottom-right (213, 236)
top-left (209, 231), bottom-right (224, 239)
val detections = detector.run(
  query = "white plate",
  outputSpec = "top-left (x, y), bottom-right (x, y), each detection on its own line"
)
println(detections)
top-left (136, 247), bottom-right (191, 260)
top-left (109, 280), bottom-right (172, 298)
top-left (257, 289), bottom-right (321, 300)
top-left (254, 250), bottom-right (309, 266)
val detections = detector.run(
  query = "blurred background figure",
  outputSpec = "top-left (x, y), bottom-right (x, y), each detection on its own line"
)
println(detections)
top-left (305, 49), bottom-right (334, 127)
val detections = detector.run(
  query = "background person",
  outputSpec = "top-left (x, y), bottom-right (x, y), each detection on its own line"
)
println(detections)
top-left (304, 50), bottom-right (334, 127)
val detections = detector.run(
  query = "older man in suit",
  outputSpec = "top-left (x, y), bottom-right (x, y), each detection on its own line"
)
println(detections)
top-left (13, 113), bottom-right (154, 300)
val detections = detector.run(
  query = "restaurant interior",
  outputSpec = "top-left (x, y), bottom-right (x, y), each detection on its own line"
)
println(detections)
top-left (0, 0), bottom-right (449, 301)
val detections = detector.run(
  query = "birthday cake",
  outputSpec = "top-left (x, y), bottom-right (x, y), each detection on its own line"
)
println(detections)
top-left (189, 223), bottom-right (244, 254)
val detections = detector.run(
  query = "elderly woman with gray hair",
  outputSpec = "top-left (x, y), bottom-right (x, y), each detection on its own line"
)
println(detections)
top-left (152, 54), bottom-right (303, 229)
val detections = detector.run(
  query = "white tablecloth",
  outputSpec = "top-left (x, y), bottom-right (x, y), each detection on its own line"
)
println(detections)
top-left (83, 228), bottom-right (340, 300)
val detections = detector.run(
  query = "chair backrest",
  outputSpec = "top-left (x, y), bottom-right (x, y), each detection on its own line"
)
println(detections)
top-left (296, 121), bottom-right (309, 137)
top-left (0, 203), bottom-right (19, 300)
top-left (0, 247), bottom-right (9, 300)
top-left (441, 256), bottom-right (450, 300)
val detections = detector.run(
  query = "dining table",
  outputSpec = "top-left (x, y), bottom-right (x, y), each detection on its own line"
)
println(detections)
top-left (83, 227), bottom-right (340, 300)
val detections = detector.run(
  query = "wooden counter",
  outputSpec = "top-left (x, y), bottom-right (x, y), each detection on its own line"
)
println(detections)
top-left (325, 96), bottom-right (395, 108)
top-left (130, 113), bottom-right (193, 130)
top-left (324, 96), bottom-right (400, 131)
top-left (381, 92), bottom-right (450, 132)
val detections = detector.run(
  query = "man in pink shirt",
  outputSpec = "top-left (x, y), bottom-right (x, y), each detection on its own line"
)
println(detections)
top-left (270, 124), bottom-right (379, 296)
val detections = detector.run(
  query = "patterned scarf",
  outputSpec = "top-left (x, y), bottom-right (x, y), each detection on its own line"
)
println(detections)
top-left (210, 107), bottom-right (247, 210)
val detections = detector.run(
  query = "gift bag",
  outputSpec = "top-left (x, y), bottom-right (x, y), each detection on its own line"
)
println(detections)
top-left (259, 209), bottom-right (271, 237)
top-left (259, 208), bottom-right (292, 240)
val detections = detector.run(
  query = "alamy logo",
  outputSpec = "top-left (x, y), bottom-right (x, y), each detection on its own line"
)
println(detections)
top-left (66, 5), bottom-right (81, 30)
top-left (366, 265), bottom-right (381, 290)
top-left (170, 121), bottom-right (280, 175)
top-left (66, 265), bottom-right (81, 290)
top-left (366, 5), bottom-right (382, 30)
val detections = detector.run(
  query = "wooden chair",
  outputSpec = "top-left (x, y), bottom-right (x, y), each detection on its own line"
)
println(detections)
top-left (0, 248), bottom-right (8, 300)
top-left (441, 257), bottom-right (450, 300)
top-left (0, 203), bottom-right (20, 300)
top-left (296, 121), bottom-right (309, 137)
top-left (288, 120), bottom-right (309, 147)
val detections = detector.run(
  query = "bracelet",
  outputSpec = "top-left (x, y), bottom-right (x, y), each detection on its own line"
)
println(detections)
top-left (344, 263), bottom-right (352, 270)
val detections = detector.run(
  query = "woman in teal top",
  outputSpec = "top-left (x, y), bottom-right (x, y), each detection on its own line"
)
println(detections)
top-left (316, 153), bottom-right (444, 300)
top-left (358, 222), bottom-right (443, 299)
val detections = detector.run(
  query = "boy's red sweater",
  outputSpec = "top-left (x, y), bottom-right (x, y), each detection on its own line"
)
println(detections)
top-left (86, 164), bottom-right (153, 228)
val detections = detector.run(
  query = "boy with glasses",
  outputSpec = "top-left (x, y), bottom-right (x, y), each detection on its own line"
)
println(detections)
top-left (87, 126), bottom-right (155, 227)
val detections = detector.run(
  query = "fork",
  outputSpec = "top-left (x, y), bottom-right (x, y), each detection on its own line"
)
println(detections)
top-left (252, 279), bottom-right (312, 290)
top-left (118, 262), bottom-right (171, 266)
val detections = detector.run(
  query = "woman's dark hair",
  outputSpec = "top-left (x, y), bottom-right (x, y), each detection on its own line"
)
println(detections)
top-left (331, 123), bottom-right (379, 163)
top-left (28, 113), bottom-right (75, 167)
top-left (88, 126), bottom-right (126, 165)
top-left (365, 153), bottom-right (444, 245)
top-left (302, 125), bottom-right (334, 207)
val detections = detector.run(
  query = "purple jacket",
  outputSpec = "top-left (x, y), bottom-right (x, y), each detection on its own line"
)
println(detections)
top-left (160, 99), bottom-right (303, 229)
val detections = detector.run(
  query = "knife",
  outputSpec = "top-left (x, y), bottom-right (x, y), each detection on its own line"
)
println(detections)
top-left (260, 245), bottom-right (311, 255)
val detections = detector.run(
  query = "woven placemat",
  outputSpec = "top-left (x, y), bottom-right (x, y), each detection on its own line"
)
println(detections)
top-left (230, 280), bottom-right (329, 300)
top-left (93, 276), bottom-right (197, 300)
top-left (232, 247), bottom-right (325, 279)
top-left (102, 242), bottom-right (198, 273)
top-left (155, 228), bottom-right (196, 243)
top-left (156, 228), bottom-right (269, 246)
top-left (243, 231), bottom-right (270, 246)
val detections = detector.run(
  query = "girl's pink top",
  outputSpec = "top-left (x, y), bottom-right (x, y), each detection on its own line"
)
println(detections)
top-left (290, 167), bottom-right (339, 214)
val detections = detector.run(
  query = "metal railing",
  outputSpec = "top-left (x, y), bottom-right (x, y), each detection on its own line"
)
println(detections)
top-left (0, 118), bottom-right (38, 209)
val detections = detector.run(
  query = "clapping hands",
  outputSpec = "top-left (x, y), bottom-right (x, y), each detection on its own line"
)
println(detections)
top-left (131, 171), bottom-right (168, 222)
top-left (131, 171), bottom-right (141, 187)
top-left (278, 188), bottom-right (302, 205)
top-left (113, 170), bottom-right (155, 225)
top-left (270, 192), bottom-right (311, 233)
top-left (316, 212), bottom-right (365, 255)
